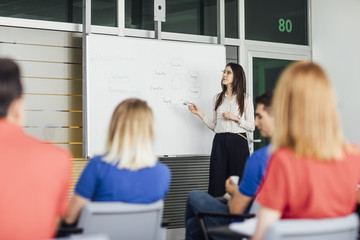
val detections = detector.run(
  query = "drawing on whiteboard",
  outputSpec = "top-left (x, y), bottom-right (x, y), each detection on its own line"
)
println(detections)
top-left (108, 76), bottom-right (132, 93)
top-left (90, 55), bottom-right (136, 65)
top-left (149, 58), bottom-right (201, 107)
top-left (170, 58), bottom-right (184, 71)
top-left (161, 96), bottom-right (193, 109)
top-left (186, 71), bottom-right (198, 84)
top-left (110, 72), bottom-right (130, 82)
top-left (151, 70), bottom-right (166, 91)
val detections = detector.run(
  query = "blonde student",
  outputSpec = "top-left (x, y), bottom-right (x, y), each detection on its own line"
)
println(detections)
top-left (65, 98), bottom-right (171, 224)
top-left (252, 61), bottom-right (360, 240)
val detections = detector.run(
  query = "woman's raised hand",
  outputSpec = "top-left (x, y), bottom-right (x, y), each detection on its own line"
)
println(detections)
top-left (188, 103), bottom-right (199, 114)
top-left (188, 103), bottom-right (205, 119)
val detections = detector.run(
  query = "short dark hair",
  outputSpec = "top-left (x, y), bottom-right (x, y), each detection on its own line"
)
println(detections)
top-left (0, 58), bottom-right (23, 118)
top-left (255, 91), bottom-right (273, 113)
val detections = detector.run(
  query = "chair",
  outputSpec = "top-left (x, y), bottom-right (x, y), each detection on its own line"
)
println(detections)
top-left (206, 213), bottom-right (359, 240)
top-left (59, 200), bottom-right (164, 240)
top-left (197, 200), bottom-right (259, 240)
top-left (55, 234), bottom-right (110, 240)
top-left (263, 214), bottom-right (359, 240)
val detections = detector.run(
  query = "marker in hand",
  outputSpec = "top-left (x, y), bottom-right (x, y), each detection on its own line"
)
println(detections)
top-left (183, 100), bottom-right (193, 106)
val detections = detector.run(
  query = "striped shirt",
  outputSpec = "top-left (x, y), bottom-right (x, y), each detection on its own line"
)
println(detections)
top-left (203, 93), bottom-right (255, 133)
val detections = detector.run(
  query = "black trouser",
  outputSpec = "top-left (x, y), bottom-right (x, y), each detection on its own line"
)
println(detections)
top-left (208, 132), bottom-right (250, 197)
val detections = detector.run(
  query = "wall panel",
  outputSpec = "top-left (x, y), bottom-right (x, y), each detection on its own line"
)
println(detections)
top-left (23, 77), bottom-right (82, 95)
top-left (1, 43), bottom-right (82, 63)
top-left (24, 95), bottom-right (82, 111)
top-left (0, 26), bottom-right (82, 47)
top-left (19, 61), bottom-right (82, 80)
top-left (0, 26), bottom-right (85, 191)
top-left (24, 111), bottom-right (82, 126)
top-left (25, 128), bottom-right (82, 143)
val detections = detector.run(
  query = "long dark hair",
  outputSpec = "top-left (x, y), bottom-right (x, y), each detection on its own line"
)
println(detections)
top-left (214, 63), bottom-right (246, 116)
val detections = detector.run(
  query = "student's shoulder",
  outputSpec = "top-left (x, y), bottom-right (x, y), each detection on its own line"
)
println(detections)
top-left (273, 147), bottom-right (294, 158)
top-left (345, 144), bottom-right (360, 156)
top-left (88, 154), bottom-right (108, 165)
top-left (155, 162), bottom-right (171, 175)
top-left (28, 135), bottom-right (72, 160)
top-left (23, 136), bottom-right (72, 173)
top-left (251, 145), bottom-right (271, 161)
top-left (344, 144), bottom-right (360, 165)
top-left (155, 161), bottom-right (170, 170)
top-left (252, 145), bottom-right (269, 155)
top-left (269, 148), bottom-right (295, 168)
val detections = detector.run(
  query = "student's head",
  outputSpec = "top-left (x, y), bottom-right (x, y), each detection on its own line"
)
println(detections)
top-left (103, 98), bottom-right (157, 170)
top-left (254, 91), bottom-right (274, 138)
top-left (272, 61), bottom-right (344, 160)
top-left (0, 58), bottom-right (24, 124)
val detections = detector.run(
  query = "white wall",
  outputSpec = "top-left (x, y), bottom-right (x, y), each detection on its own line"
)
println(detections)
top-left (312, 0), bottom-right (360, 145)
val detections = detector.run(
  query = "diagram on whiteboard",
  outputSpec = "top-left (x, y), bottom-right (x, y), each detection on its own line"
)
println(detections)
top-left (150, 58), bottom-right (201, 108)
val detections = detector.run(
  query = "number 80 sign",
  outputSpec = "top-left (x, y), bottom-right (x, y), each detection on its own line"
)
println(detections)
top-left (278, 18), bottom-right (292, 33)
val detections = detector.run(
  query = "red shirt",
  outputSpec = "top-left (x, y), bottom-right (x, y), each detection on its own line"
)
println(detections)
top-left (257, 147), bottom-right (360, 219)
top-left (0, 119), bottom-right (71, 240)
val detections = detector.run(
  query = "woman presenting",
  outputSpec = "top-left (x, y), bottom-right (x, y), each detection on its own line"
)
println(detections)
top-left (188, 62), bottom-right (254, 197)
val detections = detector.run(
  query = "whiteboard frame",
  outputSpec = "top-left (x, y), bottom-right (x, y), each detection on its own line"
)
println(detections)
top-left (82, 0), bottom-right (90, 158)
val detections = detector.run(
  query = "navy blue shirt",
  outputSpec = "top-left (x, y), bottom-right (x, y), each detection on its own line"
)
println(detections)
top-left (75, 155), bottom-right (171, 203)
top-left (239, 145), bottom-right (271, 197)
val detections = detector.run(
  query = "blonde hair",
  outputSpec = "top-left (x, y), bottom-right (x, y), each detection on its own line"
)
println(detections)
top-left (271, 61), bottom-right (347, 161)
top-left (103, 98), bottom-right (157, 170)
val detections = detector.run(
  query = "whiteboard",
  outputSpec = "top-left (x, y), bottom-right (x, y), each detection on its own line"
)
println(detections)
top-left (85, 35), bottom-right (225, 157)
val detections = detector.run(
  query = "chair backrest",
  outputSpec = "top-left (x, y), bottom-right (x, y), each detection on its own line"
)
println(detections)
top-left (249, 200), bottom-right (261, 215)
top-left (77, 200), bottom-right (164, 240)
top-left (54, 234), bottom-right (110, 240)
top-left (69, 234), bottom-right (110, 240)
top-left (264, 213), bottom-right (359, 240)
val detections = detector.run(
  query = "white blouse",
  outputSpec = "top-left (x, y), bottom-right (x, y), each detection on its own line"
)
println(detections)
top-left (202, 93), bottom-right (255, 133)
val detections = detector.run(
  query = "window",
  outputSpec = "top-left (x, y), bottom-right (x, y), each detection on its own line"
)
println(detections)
top-left (0, 0), bottom-right (81, 23)
top-left (125, 0), bottom-right (153, 30)
top-left (163, 0), bottom-right (217, 36)
top-left (125, 0), bottom-right (238, 37)
top-left (225, 0), bottom-right (238, 38)
top-left (0, 0), bottom-right (117, 27)
top-left (245, 0), bottom-right (308, 45)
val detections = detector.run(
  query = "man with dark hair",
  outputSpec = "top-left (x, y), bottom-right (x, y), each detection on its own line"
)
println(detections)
top-left (0, 58), bottom-right (71, 240)
top-left (185, 91), bottom-right (274, 240)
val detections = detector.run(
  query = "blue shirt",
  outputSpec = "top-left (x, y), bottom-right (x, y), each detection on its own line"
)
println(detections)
top-left (239, 145), bottom-right (271, 197)
top-left (75, 155), bottom-right (171, 203)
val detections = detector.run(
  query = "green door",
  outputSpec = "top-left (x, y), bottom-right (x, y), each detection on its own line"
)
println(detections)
top-left (252, 57), bottom-right (293, 150)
